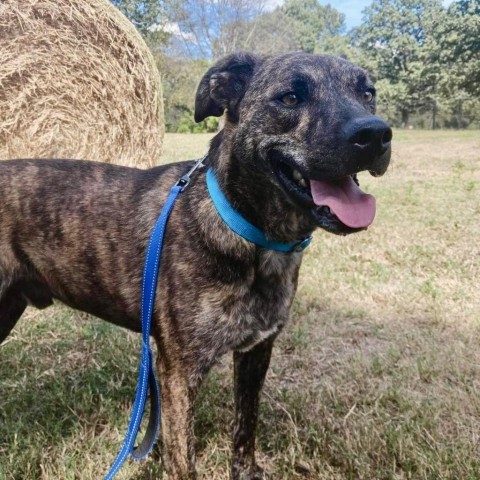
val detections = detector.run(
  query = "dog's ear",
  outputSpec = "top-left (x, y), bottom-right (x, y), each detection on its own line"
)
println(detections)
top-left (194, 52), bottom-right (260, 123)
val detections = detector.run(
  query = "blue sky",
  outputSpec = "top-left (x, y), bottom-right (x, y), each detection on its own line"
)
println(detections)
top-left (316, 0), bottom-right (372, 29)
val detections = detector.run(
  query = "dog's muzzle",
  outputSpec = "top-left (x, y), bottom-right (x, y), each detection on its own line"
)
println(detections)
top-left (258, 133), bottom-right (390, 236)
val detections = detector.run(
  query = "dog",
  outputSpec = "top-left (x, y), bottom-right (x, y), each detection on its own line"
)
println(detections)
top-left (0, 52), bottom-right (391, 479)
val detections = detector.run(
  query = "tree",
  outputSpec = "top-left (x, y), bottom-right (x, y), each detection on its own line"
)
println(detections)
top-left (111, 0), bottom-right (170, 47)
top-left (166, 0), bottom-right (267, 59)
top-left (431, 0), bottom-right (480, 127)
top-left (435, 0), bottom-right (480, 95)
top-left (282, 0), bottom-right (346, 53)
top-left (353, 0), bottom-right (445, 127)
top-left (155, 53), bottom-right (213, 131)
top-left (221, 10), bottom-right (306, 56)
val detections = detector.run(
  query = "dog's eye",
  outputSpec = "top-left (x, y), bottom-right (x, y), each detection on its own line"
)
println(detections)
top-left (364, 90), bottom-right (375, 102)
top-left (280, 93), bottom-right (300, 106)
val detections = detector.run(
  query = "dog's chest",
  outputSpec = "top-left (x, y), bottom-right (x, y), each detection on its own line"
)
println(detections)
top-left (216, 250), bottom-right (302, 352)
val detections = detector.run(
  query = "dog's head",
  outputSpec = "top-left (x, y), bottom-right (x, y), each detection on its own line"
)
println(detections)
top-left (195, 52), bottom-right (392, 236)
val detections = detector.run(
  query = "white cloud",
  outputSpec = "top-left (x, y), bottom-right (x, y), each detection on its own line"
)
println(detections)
top-left (162, 22), bottom-right (197, 42)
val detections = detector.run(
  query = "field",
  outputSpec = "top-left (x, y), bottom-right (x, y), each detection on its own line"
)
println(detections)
top-left (1, 130), bottom-right (479, 479)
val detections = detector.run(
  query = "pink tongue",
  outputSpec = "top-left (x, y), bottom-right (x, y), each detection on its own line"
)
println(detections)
top-left (310, 176), bottom-right (376, 228)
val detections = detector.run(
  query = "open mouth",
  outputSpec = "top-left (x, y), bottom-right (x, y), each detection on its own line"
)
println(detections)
top-left (272, 156), bottom-right (376, 235)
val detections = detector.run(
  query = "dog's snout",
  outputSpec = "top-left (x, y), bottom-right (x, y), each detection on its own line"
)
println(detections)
top-left (345, 117), bottom-right (392, 155)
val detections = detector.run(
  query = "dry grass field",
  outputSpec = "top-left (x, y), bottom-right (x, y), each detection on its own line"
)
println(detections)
top-left (1, 130), bottom-right (479, 479)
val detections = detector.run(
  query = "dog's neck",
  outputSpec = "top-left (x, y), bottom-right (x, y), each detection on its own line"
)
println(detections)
top-left (207, 129), bottom-right (316, 244)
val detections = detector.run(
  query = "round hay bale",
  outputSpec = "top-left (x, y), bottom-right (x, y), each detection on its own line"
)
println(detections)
top-left (0, 0), bottom-right (164, 167)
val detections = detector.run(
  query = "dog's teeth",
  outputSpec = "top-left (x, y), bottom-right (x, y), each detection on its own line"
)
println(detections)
top-left (292, 169), bottom-right (302, 181)
top-left (292, 169), bottom-right (307, 188)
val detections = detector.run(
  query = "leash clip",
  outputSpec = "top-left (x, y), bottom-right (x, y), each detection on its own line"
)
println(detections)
top-left (175, 175), bottom-right (191, 191)
top-left (175, 154), bottom-right (207, 191)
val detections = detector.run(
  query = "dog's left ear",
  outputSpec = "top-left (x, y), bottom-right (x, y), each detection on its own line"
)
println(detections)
top-left (194, 52), bottom-right (261, 123)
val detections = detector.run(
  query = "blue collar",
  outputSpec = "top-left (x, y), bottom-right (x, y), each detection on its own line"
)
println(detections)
top-left (206, 168), bottom-right (312, 253)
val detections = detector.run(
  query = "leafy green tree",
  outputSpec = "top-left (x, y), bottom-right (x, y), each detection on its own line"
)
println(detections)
top-left (155, 54), bottom-right (210, 131)
top-left (282, 0), bottom-right (346, 53)
top-left (353, 0), bottom-right (445, 127)
top-left (111, 0), bottom-right (169, 46)
top-left (431, 0), bottom-right (480, 126)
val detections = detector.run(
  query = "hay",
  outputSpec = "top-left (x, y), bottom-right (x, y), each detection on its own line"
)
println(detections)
top-left (0, 0), bottom-right (164, 167)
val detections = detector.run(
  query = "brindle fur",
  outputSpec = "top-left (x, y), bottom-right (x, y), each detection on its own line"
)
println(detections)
top-left (0, 52), bottom-right (391, 479)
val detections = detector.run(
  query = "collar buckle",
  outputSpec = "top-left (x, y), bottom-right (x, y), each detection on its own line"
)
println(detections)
top-left (292, 236), bottom-right (312, 253)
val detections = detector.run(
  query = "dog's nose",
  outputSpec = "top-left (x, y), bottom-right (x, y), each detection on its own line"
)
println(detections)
top-left (345, 117), bottom-right (392, 156)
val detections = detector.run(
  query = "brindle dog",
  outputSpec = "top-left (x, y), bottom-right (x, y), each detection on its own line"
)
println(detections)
top-left (0, 52), bottom-right (391, 479)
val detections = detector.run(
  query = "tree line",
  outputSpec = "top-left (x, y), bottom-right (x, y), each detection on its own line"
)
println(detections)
top-left (112, 0), bottom-right (480, 131)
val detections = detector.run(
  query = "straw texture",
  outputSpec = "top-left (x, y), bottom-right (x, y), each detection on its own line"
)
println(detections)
top-left (0, 0), bottom-right (164, 167)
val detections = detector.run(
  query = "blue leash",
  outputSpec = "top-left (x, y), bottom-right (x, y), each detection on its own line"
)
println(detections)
top-left (104, 157), bottom-right (206, 480)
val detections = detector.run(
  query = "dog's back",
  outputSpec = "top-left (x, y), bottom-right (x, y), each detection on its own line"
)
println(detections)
top-left (0, 159), bottom-right (187, 337)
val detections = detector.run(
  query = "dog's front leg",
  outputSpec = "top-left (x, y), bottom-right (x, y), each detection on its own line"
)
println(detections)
top-left (231, 337), bottom-right (274, 480)
top-left (157, 356), bottom-right (197, 480)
